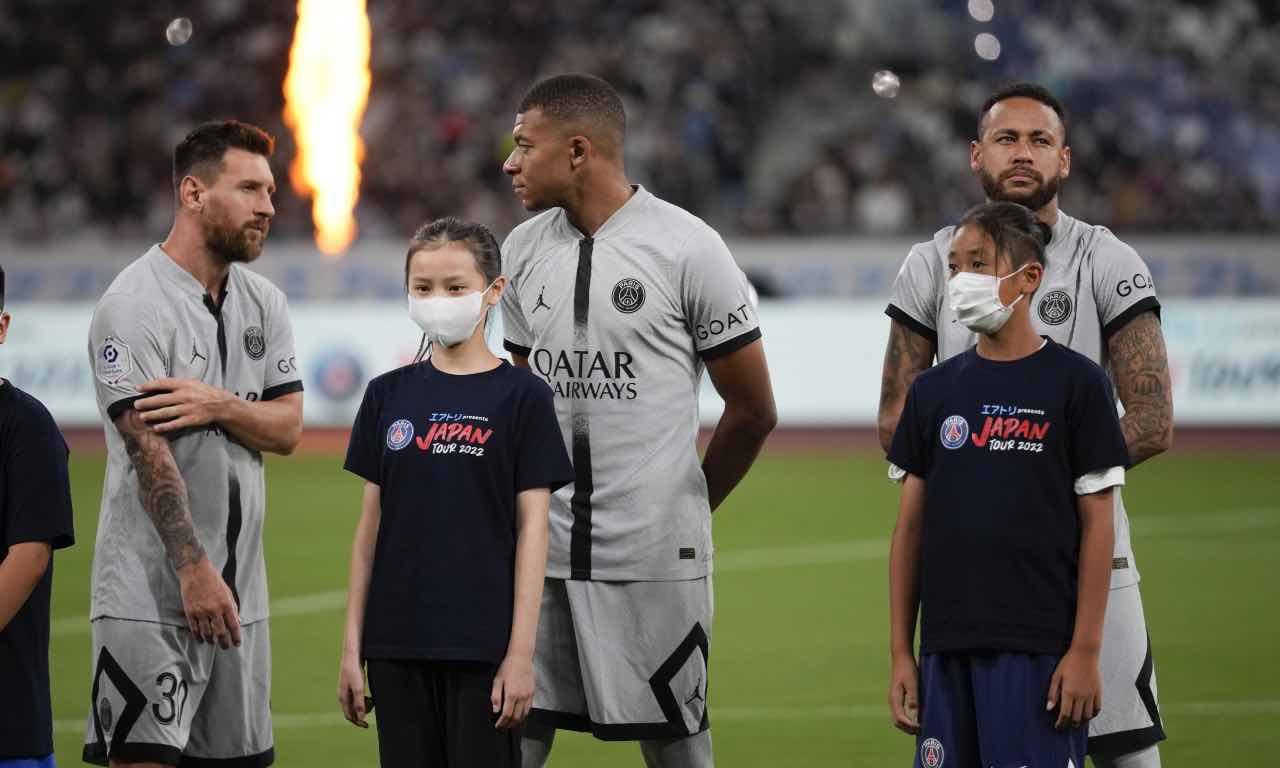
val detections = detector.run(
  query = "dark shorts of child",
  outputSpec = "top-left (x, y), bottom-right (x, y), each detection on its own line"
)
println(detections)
top-left (0, 757), bottom-right (56, 768)
top-left (367, 659), bottom-right (521, 768)
top-left (915, 652), bottom-right (1086, 768)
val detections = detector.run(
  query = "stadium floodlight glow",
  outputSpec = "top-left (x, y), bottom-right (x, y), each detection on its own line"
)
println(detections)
top-left (968, 0), bottom-right (995, 23)
top-left (975, 32), bottom-right (1002, 61)
top-left (283, 0), bottom-right (371, 257)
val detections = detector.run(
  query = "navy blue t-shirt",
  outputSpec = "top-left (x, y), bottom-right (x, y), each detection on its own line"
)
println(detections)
top-left (888, 339), bottom-right (1128, 657)
top-left (344, 359), bottom-right (573, 664)
top-left (0, 381), bottom-right (74, 759)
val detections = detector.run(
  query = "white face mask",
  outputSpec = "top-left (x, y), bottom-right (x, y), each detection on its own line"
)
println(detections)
top-left (407, 282), bottom-right (495, 348)
top-left (947, 264), bottom-right (1028, 335)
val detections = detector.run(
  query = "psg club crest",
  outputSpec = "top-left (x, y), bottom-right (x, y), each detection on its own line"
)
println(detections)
top-left (940, 415), bottom-right (969, 450)
top-left (386, 419), bottom-right (415, 451)
top-left (243, 326), bottom-right (267, 360)
top-left (1037, 289), bottom-right (1073, 326)
top-left (98, 697), bottom-right (114, 733)
top-left (612, 278), bottom-right (645, 313)
top-left (920, 737), bottom-right (945, 767)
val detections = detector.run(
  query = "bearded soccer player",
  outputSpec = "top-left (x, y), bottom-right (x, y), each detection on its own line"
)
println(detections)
top-left (501, 74), bottom-right (777, 768)
top-left (83, 121), bottom-right (303, 768)
top-left (878, 83), bottom-right (1173, 768)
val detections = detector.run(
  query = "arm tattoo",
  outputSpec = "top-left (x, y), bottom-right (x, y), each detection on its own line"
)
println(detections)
top-left (1107, 311), bottom-right (1174, 466)
top-left (878, 320), bottom-right (937, 451)
top-left (116, 408), bottom-right (205, 570)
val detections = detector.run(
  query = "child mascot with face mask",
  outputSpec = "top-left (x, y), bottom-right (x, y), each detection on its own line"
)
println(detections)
top-left (338, 218), bottom-right (574, 767)
top-left (886, 201), bottom-right (1129, 768)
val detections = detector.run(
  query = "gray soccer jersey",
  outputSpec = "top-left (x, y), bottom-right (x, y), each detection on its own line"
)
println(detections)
top-left (887, 211), bottom-right (1160, 589)
top-left (502, 186), bottom-right (760, 581)
top-left (88, 245), bottom-right (302, 626)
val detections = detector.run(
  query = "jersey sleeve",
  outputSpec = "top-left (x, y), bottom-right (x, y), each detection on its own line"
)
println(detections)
top-left (1091, 231), bottom-right (1161, 339)
top-left (500, 233), bottom-right (534, 358)
top-left (262, 287), bottom-right (303, 400)
top-left (4, 398), bottom-right (74, 550)
top-left (514, 379), bottom-right (574, 493)
top-left (679, 225), bottom-right (761, 360)
top-left (343, 380), bottom-right (384, 485)
top-left (887, 382), bottom-right (930, 478)
top-left (88, 294), bottom-right (169, 421)
top-left (1067, 363), bottom-right (1130, 481)
top-left (885, 244), bottom-right (941, 341)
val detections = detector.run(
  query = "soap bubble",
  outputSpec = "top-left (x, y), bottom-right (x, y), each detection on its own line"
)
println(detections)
top-left (166, 17), bottom-right (193, 46)
top-left (872, 70), bottom-right (901, 99)
top-left (975, 33), bottom-right (1001, 61)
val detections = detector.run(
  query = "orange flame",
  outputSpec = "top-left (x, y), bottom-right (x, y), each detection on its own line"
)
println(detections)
top-left (283, 0), bottom-right (371, 256)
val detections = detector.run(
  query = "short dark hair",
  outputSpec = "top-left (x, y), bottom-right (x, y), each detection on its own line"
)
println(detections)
top-left (518, 73), bottom-right (626, 139)
top-left (957, 201), bottom-right (1051, 272)
top-left (978, 82), bottom-right (1067, 140)
top-left (173, 120), bottom-right (275, 193)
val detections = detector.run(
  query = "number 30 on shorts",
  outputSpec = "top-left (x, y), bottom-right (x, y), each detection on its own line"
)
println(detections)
top-left (153, 672), bottom-right (190, 725)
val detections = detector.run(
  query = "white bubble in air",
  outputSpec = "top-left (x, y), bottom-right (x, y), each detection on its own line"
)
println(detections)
top-left (872, 70), bottom-right (901, 99)
top-left (166, 17), bottom-right (193, 46)
top-left (975, 33), bottom-right (1001, 61)
top-left (968, 0), bottom-right (995, 23)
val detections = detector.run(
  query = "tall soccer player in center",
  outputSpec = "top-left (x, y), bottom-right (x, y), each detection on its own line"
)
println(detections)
top-left (501, 74), bottom-right (778, 767)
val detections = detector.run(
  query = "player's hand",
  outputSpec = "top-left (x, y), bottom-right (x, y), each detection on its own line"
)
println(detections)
top-left (136, 378), bottom-right (231, 433)
top-left (888, 652), bottom-right (921, 734)
top-left (177, 557), bottom-right (241, 649)
top-left (1047, 647), bottom-right (1102, 730)
top-left (338, 654), bottom-right (370, 728)
top-left (492, 653), bottom-right (535, 730)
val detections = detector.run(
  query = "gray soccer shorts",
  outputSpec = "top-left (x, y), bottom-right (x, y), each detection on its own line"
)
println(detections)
top-left (529, 576), bottom-right (713, 741)
top-left (82, 617), bottom-right (274, 766)
top-left (1088, 582), bottom-right (1166, 756)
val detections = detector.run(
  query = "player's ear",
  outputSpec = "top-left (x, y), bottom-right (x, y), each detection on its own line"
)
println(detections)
top-left (0, 312), bottom-right (9, 344)
top-left (1059, 144), bottom-right (1071, 179)
top-left (179, 175), bottom-right (206, 212)
top-left (569, 136), bottom-right (590, 170)
top-left (969, 139), bottom-right (982, 173)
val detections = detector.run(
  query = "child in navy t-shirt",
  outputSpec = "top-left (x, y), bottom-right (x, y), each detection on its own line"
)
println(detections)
top-left (887, 202), bottom-right (1128, 768)
top-left (0, 274), bottom-right (75, 768)
top-left (338, 219), bottom-right (573, 767)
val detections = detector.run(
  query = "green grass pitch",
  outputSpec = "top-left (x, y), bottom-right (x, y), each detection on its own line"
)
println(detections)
top-left (46, 449), bottom-right (1280, 766)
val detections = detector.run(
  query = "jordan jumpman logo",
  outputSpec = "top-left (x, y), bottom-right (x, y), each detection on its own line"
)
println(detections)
top-left (532, 285), bottom-right (551, 314)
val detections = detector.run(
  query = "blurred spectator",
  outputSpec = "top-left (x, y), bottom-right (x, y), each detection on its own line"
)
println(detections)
top-left (1, 0), bottom-right (1277, 242)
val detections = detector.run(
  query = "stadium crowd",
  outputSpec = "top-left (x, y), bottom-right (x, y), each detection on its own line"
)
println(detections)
top-left (1, 0), bottom-right (1277, 242)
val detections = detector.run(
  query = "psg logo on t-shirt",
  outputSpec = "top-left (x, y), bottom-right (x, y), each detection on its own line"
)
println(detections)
top-left (1037, 289), bottom-right (1073, 326)
top-left (920, 737), bottom-right (945, 767)
top-left (612, 278), bottom-right (646, 313)
top-left (243, 326), bottom-right (267, 360)
top-left (939, 415), bottom-right (969, 450)
top-left (386, 419), bottom-right (415, 451)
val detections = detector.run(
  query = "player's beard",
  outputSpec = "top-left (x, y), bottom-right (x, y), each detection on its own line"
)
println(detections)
top-left (980, 166), bottom-right (1062, 213)
top-left (202, 202), bottom-right (265, 265)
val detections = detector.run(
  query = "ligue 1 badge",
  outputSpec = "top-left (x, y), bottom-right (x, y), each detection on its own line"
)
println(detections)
top-left (940, 415), bottom-right (969, 450)
top-left (95, 336), bottom-right (133, 385)
top-left (386, 419), bottom-right (414, 451)
top-left (920, 737), bottom-right (944, 767)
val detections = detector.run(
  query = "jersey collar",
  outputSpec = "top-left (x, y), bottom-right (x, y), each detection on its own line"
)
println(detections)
top-left (146, 244), bottom-right (233, 301)
top-left (1048, 209), bottom-right (1075, 249)
top-left (559, 184), bottom-right (651, 240)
